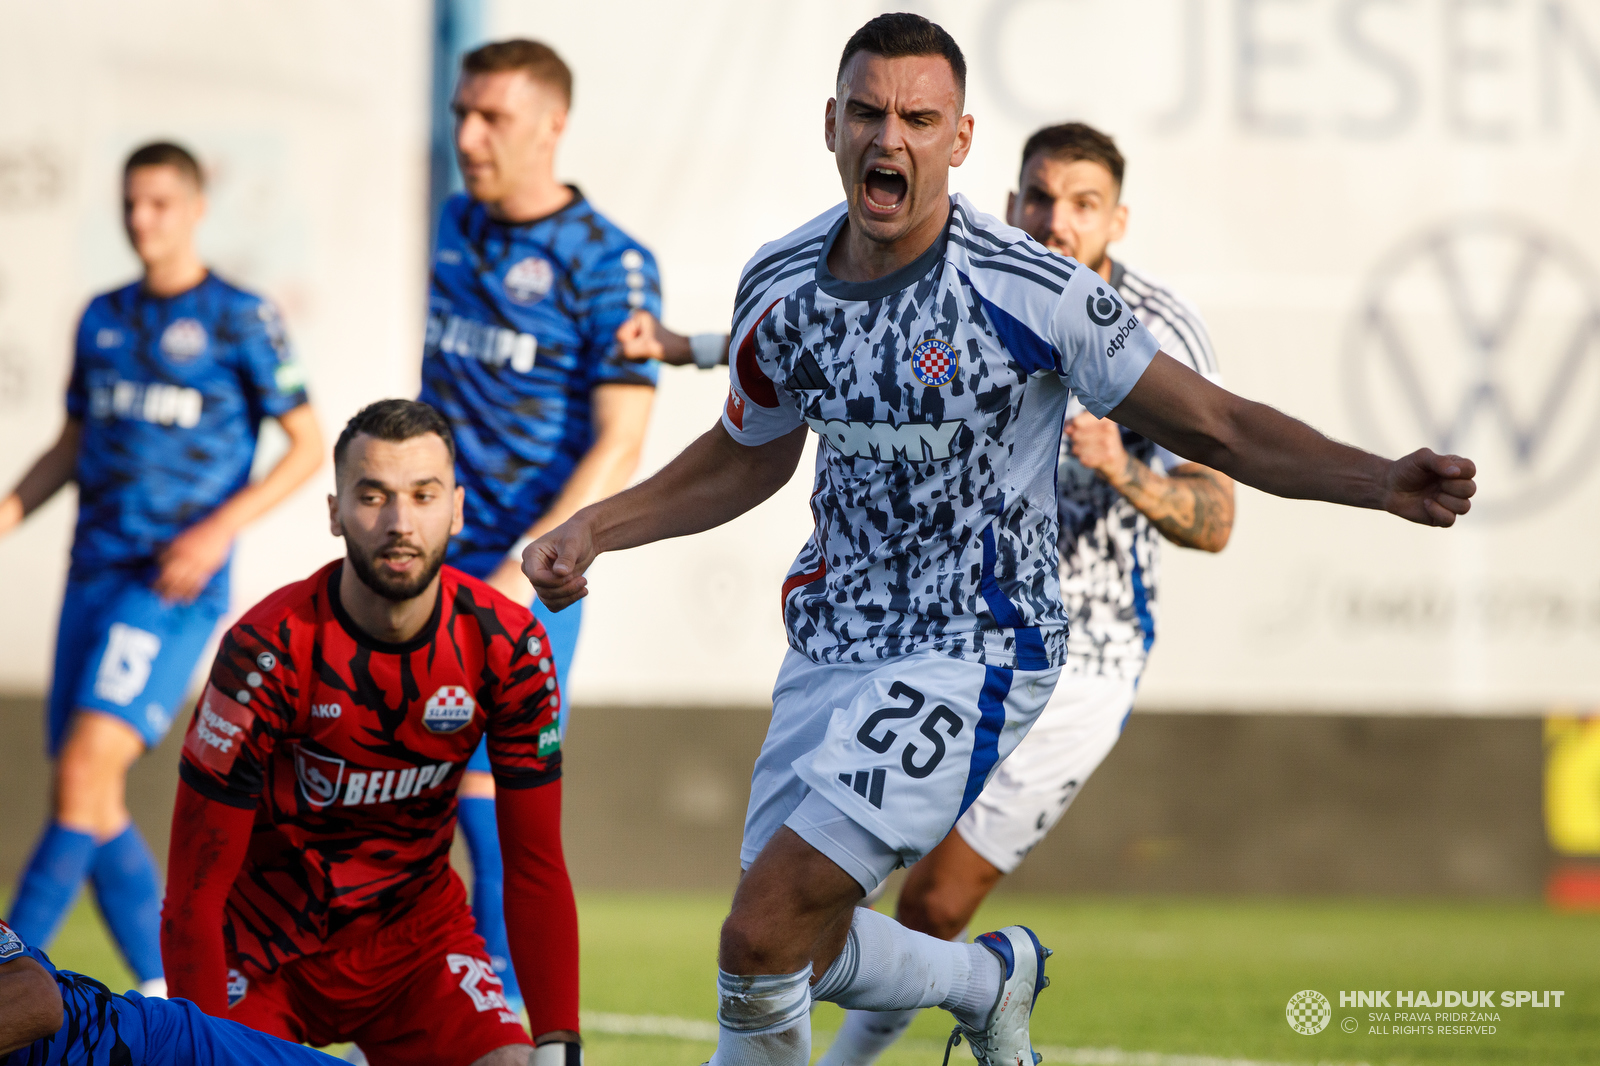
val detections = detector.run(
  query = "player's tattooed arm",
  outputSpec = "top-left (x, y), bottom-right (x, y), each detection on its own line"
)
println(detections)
top-left (1065, 412), bottom-right (1234, 552)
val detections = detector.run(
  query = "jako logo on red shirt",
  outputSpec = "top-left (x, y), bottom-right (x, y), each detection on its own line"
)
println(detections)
top-left (423, 686), bottom-right (475, 733)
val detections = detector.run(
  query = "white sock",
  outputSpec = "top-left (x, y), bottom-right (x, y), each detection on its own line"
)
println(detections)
top-left (815, 928), bottom-right (967, 1066)
top-left (137, 977), bottom-right (168, 999)
top-left (811, 909), bottom-right (1000, 1028)
top-left (709, 966), bottom-right (813, 1066)
top-left (816, 1007), bottom-right (919, 1066)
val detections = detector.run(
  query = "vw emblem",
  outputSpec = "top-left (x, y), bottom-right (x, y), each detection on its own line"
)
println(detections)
top-left (1345, 216), bottom-right (1600, 520)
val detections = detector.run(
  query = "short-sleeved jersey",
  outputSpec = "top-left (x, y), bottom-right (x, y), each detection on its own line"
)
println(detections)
top-left (419, 190), bottom-right (661, 575)
top-left (66, 273), bottom-right (309, 589)
top-left (0, 919), bottom-right (144, 1066)
top-left (177, 561), bottom-right (561, 976)
top-left (724, 195), bottom-right (1159, 670)
top-left (1058, 262), bottom-right (1222, 679)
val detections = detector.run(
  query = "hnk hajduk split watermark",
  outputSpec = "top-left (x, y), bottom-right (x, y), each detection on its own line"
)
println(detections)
top-left (1285, 989), bottom-right (1564, 1036)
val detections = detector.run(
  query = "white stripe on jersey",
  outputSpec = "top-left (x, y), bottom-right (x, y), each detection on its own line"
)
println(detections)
top-left (1057, 260), bottom-right (1222, 679)
top-left (721, 195), bottom-right (1161, 671)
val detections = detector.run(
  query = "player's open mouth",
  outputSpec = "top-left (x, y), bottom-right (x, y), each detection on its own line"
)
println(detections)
top-left (378, 549), bottom-right (421, 571)
top-left (863, 166), bottom-right (907, 214)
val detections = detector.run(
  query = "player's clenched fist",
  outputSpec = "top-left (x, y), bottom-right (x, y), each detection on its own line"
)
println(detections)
top-left (521, 517), bottom-right (597, 610)
top-left (615, 308), bottom-right (693, 365)
top-left (1064, 412), bottom-right (1128, 482)
top-left (1382, 448), bottom-right (1477, 527)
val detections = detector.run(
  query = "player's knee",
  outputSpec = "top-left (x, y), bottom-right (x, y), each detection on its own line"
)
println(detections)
top-left (895, 880), bottom-right (972, 941)
top-left (719, 907), bottom-right (797, 975)
top-left (53, 734), bottom-right (132, 830)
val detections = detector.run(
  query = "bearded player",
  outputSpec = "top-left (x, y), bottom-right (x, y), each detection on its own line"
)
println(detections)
top-left (526, 14), bottom-right (1475, 1066)
top-left (819, 121), bottom-right (1234, 1065)
top-left (160, 400), bottom-right (579, 1066)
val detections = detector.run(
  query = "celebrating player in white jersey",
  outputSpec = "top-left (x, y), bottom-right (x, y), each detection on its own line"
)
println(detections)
top-left (819, 121), bottom-right (1235, 1066)
top-left (525, 15), bottom-right (1474, 1066)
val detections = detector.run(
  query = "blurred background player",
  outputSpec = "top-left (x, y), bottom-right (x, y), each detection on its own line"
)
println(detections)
top-left (1, 917), bottom-right (342, 1065)
top-left (818, 122), bottom-right (1237, 1066)
top-left (160, 400), bottom-right (579, 1066)
top-left (420, 38), bottom-right (661, 1010)
top-left (0, 141), bottom-right (323, 996)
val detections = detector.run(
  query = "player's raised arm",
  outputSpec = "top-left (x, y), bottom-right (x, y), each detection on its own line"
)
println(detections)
top-left (1108, 352), bottom-right (1476, 526)
top-left (523, 420), bottom-right (807, 610)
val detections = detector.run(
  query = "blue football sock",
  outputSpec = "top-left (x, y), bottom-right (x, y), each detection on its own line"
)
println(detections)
top-left (90, 824), bottom-right (165, 982)
top-left (8, 823), bottom-right (97, 947)
top-left (459, 795), bottom-right (522, 1004)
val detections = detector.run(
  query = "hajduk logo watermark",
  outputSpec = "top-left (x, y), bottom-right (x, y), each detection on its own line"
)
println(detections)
top-left (1289, 989), bottom-right (1564, 1037)
top-left (1286, 990), bottom-right (1332, 1034)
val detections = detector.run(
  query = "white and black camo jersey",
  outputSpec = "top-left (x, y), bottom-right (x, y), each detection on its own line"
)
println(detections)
top-left (723, 195), bottom-right (1159, 670)
top-left (1058, 260), bottom-right (1221, 679)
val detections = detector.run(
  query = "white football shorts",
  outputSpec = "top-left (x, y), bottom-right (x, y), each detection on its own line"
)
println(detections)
top-left (953, 670), bottom-right (1136, 874)
top-left (742, 648), bottom-right (1060, 892)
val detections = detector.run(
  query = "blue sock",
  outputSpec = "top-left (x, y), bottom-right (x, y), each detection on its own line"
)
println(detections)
top-left (8, 823), bottom-right (97, 947)
top-left (459, 795), bottom-right (522, 1005)
top-left (90, 824), bottom-right (165, 982)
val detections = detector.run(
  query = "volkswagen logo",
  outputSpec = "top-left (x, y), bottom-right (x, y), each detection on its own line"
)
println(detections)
top-left (1345, 216), bottom-right (1600, 521)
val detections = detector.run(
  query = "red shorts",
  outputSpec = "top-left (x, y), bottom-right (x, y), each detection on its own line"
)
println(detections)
top-left (227, 898), bottom-right (530, 1066)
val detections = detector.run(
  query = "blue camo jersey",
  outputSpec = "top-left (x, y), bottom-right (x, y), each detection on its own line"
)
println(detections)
top-left (66, 273), bottom-right (309, 592)
top-left (724, 195), bottom-right (1160, 670)
top-left (420, 189), bottom-right (660, 573)
top-left (0, 918), bottom-right (145, 1065)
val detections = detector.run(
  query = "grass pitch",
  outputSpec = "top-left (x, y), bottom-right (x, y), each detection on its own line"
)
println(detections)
top-left (39, 891), bottom-right (1600, 1065)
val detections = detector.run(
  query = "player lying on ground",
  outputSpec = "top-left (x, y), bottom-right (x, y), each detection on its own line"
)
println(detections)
top-left (423, 39), bottom-right (662, 1010)
top-left (818, 121), bottom-right (1234, 1066)
top-left (526, 14), bottom-right (1474, 1066)
top-left (0, 140), bottom-right (323, 996)
top-left (160, 401), bottom-right (579, 1066)
top-left (0, 918), bottom-right (339, 1065)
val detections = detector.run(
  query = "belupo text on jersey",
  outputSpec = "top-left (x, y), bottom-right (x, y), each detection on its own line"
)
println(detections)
top-left (425, 308), bottom-right (538, 373)
top-left (721, 195), bottom-right (1160, 670)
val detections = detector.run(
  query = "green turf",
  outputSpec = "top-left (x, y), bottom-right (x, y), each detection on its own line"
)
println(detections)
top-left (34, 891), bottom-right (1600, 1065)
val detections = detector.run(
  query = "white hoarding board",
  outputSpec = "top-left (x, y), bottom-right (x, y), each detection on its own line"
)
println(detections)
top-left (2, 1), bottom-right (1595, 714)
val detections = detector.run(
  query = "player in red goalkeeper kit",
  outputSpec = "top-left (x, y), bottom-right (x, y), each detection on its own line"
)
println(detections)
top-left (161, 399), bottom-right (580, 1066)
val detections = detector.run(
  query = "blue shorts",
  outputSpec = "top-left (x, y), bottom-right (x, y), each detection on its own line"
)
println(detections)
top-left (47, 570), bottom-right (228, 755)
top-left (6, 982), bottom-right (338, 1066)
top-left (466, 597), bottom-right (581, 774)
top-left (138, 991), bottom-right (340, 1064)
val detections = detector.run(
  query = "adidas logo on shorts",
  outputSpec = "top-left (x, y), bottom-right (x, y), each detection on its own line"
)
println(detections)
top-left (838, 768), bottom-right (887, 808)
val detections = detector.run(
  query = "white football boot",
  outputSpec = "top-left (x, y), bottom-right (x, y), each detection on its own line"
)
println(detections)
top-left (943, 925), bottom-right (1052, 1066)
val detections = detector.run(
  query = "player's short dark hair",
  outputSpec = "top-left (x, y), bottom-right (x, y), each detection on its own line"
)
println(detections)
top-left (334, 399), bottom-right (457, 476)
top-left (462, 38), bottom-right (573, 108)
top-left (123, 141), bottom-right (204, 190)
top-left (837, 13), bottom-right (966, 103)
top-left (1020, 122), bottom-right (1125, 190)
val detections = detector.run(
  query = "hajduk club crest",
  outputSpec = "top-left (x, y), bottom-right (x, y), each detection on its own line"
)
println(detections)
top-left (910, 337), bottom-right (958, 387)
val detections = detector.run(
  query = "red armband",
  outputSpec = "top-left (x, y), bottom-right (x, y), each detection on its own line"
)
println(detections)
top-left (497, 779), bottom-right (579, 1038)
top-left (161, 780), bottom-right (253, 1016)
